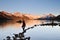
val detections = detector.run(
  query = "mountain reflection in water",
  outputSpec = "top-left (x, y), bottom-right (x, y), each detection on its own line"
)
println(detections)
top-left (0, 20), bottom-right (60, 40)
top-left (0, 20), bottom-right (45, 28)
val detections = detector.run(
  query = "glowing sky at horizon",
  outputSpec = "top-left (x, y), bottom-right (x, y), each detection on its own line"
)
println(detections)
top-left (0, 0), bottom-right (60, 15)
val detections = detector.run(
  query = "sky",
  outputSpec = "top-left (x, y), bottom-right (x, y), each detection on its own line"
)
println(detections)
top-left (0, 0), bottom-right (60, 15)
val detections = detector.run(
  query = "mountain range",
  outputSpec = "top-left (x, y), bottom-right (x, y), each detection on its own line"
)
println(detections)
top-left (36, 14), bottom-right (60, 21)
top-left (36, 14), bottom-right (55, 20)
top-left (0, 11), bottom-right (60, 23)
top-left (0, 11), bottom-right (41, 23)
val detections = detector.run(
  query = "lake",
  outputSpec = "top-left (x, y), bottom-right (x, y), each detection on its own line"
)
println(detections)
top-left (0, 20), bottom-right (60, 40)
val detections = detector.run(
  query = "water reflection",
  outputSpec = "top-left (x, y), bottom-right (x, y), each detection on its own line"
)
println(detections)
top-left (0, 20), bottom-right (44, 28)
top-left (0, 20), bottom-right (44, 40)
top-left (3, 20), bottom-right (42, 40)
top-left (4, 28), bottom-right (30, 40)
top-left (41, 20), bottom-right (60, 27)
top-left (0, 20), bottom-right (60, 40)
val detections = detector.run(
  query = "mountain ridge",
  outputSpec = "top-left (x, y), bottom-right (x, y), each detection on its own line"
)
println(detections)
top-left (0, 11), bottom-right (41, 23)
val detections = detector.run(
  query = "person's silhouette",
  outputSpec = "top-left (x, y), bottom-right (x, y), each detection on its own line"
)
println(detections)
top-left (17, 20), bottom-right (26, 31)
top-left (22, 20), bottom-right (26, 31)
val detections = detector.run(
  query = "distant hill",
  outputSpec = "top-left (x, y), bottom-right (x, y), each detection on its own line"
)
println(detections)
top-left (55, 15), bottom-right (60, 19)
top-left (36, 14), bottom-right (55, 20)
top-left (0, 11), bottom-right (13, 23)
top-left (54, 15), bottom-right (60, 22)
top-left (36, 14), bottom-right (60, 22)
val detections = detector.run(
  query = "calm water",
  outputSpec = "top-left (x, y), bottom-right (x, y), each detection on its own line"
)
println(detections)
top-left (0, 20), bottom-right (60, 40)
